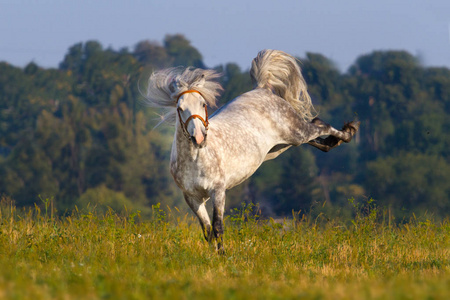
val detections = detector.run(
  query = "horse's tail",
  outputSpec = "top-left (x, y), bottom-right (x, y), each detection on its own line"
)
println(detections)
top-left (250, 49), bottom-right (316, 122)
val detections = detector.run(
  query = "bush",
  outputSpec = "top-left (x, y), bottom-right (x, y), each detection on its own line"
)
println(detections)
top-left (76, 185), bottom-right (142, 215)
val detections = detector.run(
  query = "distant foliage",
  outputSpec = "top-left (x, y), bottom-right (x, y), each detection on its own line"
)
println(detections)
top-left (76, 184), bottom-right (145, 215)
top-left (0, 35), bottom-right (449, 218)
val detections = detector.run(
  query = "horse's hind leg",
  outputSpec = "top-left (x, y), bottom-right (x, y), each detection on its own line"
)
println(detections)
top-left (308, 119), bottom-right (360, 152)
top-left (307, 136), bottom-right (339, 152)
top-left (183, 193), bottom-right (213, 242)
top-left (311, 117), bottom-right (359, 142)
top-left (290, 117), bottom-right (359, 150)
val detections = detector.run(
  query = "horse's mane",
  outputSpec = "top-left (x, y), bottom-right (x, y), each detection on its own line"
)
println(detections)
top-left (250, 49), bottom-right (316, 122)
top-left (145, 67), bottom-right (223, 125)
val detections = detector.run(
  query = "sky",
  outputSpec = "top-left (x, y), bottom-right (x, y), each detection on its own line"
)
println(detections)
top-left (1, 0), bottom-right (450, 72)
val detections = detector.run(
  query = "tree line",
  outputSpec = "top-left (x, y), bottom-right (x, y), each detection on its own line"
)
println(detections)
top-left (1, 34), bottom-right (449, 219)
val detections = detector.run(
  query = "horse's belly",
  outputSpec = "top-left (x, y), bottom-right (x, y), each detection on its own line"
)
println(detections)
top-left (224, 156), bottom-right (264, 189)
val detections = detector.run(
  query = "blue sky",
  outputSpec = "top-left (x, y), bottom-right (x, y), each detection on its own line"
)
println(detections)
top-left (1, 0), bottom-right (449, 72)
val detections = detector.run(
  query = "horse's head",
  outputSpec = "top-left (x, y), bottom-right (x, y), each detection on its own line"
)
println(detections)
top-left (175, 89), bottom-right (209, 147)
top-left (145, 68), bottom-right (222, 147)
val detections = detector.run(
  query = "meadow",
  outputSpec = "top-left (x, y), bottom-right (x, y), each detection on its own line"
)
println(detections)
top-left (0, 198), bottom-right (449, 300)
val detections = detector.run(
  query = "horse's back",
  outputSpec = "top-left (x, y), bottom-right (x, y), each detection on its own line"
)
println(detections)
top-left (211, 88), bottom-right (289, 124)
top-left (211, 88), bottom-right (300, 142)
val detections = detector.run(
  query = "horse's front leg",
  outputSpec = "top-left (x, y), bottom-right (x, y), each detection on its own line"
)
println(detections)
top-left (307, 118), bottom-right (360, 152)
top-left (183, 193), bottom-right (213, 242)
top-left (211, 188), bottom-right (226, 254)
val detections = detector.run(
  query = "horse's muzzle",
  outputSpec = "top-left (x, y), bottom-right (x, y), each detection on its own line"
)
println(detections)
top-left (191, 134), bottom-right (207, 148)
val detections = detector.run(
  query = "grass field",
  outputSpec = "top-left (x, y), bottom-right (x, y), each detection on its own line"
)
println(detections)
top-left (0, 199), bottom-right (449, 299)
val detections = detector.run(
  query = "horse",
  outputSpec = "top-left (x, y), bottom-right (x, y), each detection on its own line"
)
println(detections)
top-left (144, 49), bottom-right (360, 252)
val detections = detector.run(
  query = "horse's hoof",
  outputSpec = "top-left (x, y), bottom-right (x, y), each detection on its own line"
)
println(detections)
top-left (350, 121), bottom-right (361, 131)
top-left (217, 243), bottom-right (226, 255)
top-left (344, 121), bottom-right (360, 134)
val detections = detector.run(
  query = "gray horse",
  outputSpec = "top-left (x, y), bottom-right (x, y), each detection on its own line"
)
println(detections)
top-left (145, 50), bottom-right (359, 252)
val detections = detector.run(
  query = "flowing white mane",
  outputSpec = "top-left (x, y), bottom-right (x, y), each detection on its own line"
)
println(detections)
top-left (250, 49), bottom-right (316, 122)
top-left (145, 67), bottom-right (223, 125)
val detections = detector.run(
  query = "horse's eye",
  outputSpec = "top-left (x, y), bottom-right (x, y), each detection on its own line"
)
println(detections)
top-left (203, 103), bottom-right (207, 108)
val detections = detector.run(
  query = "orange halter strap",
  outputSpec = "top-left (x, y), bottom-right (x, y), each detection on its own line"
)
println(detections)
top-left (176, 90), bottom-right (203, 103)
top-left (176, 90), bottom-right (209, 133)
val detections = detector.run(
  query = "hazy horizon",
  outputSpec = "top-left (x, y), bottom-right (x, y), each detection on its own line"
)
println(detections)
top-left (1, 0), bottom-right (450, 72)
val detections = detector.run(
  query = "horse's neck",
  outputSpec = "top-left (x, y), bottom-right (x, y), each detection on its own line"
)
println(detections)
top-left (171, 125), bottom-right (200, 165)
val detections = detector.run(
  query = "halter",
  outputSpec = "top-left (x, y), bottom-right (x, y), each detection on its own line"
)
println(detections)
top-left (176, 90), bottom-right (209, 137)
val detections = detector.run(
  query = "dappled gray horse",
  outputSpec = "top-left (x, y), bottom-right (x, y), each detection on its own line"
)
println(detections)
top-left (145, 50), bottom-right (359, 252)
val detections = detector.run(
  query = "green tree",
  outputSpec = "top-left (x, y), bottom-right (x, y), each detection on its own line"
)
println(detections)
top-left (164, 34), bottom-right (205, 68)
top-left (2, 38), bottom-right (450, 219)
top-left (134, 40), bottom-right (171, 69)
top-left (264, 148), bottom-right (320, 215)
top-left (218, 63), bottom-right (252, 106)
top-left (366, 153), bottom-right (450, 217)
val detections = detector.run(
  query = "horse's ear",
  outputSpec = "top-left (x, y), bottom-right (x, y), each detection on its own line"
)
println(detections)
top-left (196, 74), bottom-right (206, 88)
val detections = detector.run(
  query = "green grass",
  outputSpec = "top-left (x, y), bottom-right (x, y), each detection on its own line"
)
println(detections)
top-left (0, 200), bottom-right (449, 299)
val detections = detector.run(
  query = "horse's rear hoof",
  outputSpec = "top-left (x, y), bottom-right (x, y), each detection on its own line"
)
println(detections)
top-left (344, 121), bottom-right (360, 134)
top-left (350, 121), bottom-right (361, 131)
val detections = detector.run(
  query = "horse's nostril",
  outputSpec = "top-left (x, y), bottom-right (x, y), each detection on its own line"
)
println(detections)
top-left (190, 134), bottom-right (205, 147)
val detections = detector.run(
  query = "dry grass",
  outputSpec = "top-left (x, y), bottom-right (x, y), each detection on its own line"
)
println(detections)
top-left (0, 200), bottom-right (449, 299)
